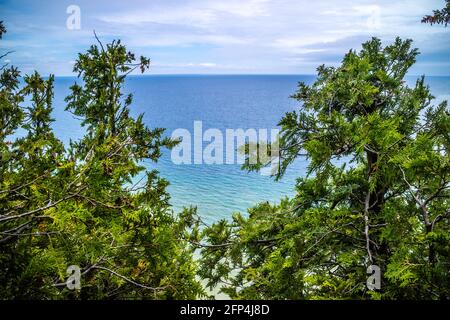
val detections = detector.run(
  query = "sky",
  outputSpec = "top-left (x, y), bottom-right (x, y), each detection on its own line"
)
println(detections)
top-left (1, 0), bottom-right (449, 76)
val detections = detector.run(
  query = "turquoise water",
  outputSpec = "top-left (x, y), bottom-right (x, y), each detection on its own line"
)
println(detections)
top-left (50, 75), bottom-right (450, 224)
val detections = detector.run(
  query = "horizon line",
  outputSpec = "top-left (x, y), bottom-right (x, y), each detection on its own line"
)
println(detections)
top-left (48, 73), bottom-right (450, 78)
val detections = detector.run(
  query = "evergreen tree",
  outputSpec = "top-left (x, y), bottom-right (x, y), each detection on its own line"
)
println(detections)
top-left (198, 38), bottom-right (450, 299)
top-left (0, 25), bottom-right (203, 299)
top-left (423, 1), bottom-right (450, 26)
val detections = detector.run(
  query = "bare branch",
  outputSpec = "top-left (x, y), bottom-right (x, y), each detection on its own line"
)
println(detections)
top-left (92, 265), bottom-right (171, 291)
top-left (0, 187), bottom-right (86, 223)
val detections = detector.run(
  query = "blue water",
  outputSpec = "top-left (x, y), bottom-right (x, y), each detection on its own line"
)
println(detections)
top-left (50, 75), bottom-right (450, 224)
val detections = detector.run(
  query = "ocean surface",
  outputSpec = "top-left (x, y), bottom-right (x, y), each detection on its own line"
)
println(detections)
top-left (50, 75), bottom-right (450, 224)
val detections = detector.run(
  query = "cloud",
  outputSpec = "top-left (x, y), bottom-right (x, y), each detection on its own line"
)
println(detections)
top-left (98, 8), bottom-right (216, 27)
top-left (1, 0), bottom-right (449, 75)
top-left (207, 0), bottom-right (270, 17)
top-left (98, 0), bottom-right (271, 26)
top-left (124, 34), bottom-right (247, 47)
top-left (155, 62), bottom-right (217, 68)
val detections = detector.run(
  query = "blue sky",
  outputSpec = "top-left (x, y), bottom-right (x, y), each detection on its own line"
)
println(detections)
top-left (1, 0), bottom-right (449, 75)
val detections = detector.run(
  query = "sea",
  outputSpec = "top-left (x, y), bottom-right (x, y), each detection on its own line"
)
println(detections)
top-left (50, 75), bottom-right (450, 224)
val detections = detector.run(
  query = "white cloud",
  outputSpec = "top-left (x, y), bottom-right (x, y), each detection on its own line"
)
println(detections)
top-left (124, 34), bottom-right (247, 47)
top-left (208, 0), bottom-right (271, 17)
top-left (98, 8), bottom-right (216, 27)
top-left (3, 0), bottom-right (449, 75)
top-left (155, 62), bottom-right (217, 68)
top-left (98, 0), bottom-right (271, 26)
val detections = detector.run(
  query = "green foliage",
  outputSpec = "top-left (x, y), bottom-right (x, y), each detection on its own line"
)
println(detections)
top-left (199, 37), bottom-right (450, 299)
top-left (0, 21), bottom-right (5, 39)
top-left (0, 26), bottom-right (204, 299)
top-left (1, 18), bottom-right (449, 301)
top-left (422, 1), bottom-right (450, 26)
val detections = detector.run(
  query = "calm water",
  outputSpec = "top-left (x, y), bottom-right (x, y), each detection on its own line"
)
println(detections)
top-left (50, 75), bottom-right (450, 224)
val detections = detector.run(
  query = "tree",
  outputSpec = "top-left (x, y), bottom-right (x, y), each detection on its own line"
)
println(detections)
top-left (0, 25), bottom-right (203, 299)
top-left (0, 21), bottom-right (6, 38)
top-left (422, 1), bottom-right (450, 26)
top-left (198, 37), bottom-right (450, 299)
